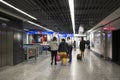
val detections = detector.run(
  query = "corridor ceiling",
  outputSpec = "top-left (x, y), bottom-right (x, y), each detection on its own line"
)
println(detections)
top-left (0, 0), bottom-right (120, 33)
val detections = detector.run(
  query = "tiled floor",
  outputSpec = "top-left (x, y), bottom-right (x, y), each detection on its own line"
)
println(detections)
top-left (0, 49), bottom-right (120, 80)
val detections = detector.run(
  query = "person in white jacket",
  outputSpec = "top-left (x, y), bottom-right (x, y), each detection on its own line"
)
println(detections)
top-left (49, 37), bottom-right (58, 65)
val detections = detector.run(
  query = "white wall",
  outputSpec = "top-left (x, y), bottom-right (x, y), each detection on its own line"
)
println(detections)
top-left (89, 28), bottom-right (113, 59)
top-left (88, 8), bottom-right (120, 59)
top-left (28, 35), bottom-right (33, 44)
top-left (106, 32), bottom-right (112, 59)
top-left (90, 29), bottom-right (105, 55)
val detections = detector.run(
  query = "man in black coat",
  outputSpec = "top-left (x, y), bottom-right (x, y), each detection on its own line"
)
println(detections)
top-left (79, 37), bottom-right (86, 58)
top-left (58, 39), bottom-right (69, 53)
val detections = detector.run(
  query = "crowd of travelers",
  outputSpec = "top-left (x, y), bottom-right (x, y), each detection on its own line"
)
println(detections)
top-left (49, 37), bottom-right (90, 65)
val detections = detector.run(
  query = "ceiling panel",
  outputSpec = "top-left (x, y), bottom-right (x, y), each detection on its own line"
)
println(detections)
top-left (75, 0), bottom-right (120, 33)
top-left (0, 0), bottom-right (120, 33)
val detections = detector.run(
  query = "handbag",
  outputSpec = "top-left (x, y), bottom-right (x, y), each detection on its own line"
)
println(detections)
top-left (56, 53), bottom-right (60, 61)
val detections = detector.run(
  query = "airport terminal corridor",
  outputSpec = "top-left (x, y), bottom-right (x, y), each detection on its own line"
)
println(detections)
top-left (0, 49), bottom-right (120, 80)
top-left (0, 0), bottom-right (120, 80)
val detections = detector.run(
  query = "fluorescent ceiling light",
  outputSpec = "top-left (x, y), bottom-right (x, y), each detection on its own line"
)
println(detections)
top-left (27, 21), bottom-right (54, 32)
top-left (68, 0), bottom-right (75, 34)
top-left (24, 29), bottom-right (29, 31)
top-left (74, 34), bottom-right (86, 37)
top-left (0, 0), bottom-right (37, 20)
top-left (0, 17), bottom-right (10, 21)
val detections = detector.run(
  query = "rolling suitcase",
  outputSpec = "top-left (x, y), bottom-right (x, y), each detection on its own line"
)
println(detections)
top-left (77, 54), bottom-right (82, 60)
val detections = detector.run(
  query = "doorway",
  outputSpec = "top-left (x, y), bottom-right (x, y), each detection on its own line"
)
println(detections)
top-left (112, 29), bottom-right (120, 64)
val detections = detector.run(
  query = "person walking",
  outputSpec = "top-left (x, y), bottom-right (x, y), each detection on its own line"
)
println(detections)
top-left (67, 37), bottom-right (73, 63)
top-left (49, 37), bottom-right (58, 65)
top-left (86, 40), bottom-right (90, 49)
top-left (58, 39), bottom-right (69, 53)
top-left (73, 40), bottom-right (76, 51)
top-left (58, 38), bottom-right (69, 65)
top-left (79, 37), bottom-right (86, 58)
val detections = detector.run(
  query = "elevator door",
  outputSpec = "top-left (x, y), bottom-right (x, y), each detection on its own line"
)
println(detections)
top-left (2, 31), bottom-right (7, 66)
top-left (0, 30), bottom-right (13, 67)
top-left (0, 30), bottom-right (7, 67)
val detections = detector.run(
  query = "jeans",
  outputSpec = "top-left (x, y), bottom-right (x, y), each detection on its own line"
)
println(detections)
top-left (68, 46), bottom-right (72, 62)
top-left (51, 50), bottom-right (57, 64)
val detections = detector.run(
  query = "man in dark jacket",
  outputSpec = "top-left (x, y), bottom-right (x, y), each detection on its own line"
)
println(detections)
top-left (79, 37), bottom-right (86, 58)
top-left (58, 39), bottom-right (69, 54)
top-left (67, 37), bottom-right (73, 63)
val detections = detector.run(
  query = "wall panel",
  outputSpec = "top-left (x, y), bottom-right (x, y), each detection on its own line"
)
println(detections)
top-left (7, 31), bottom-right (13, 65)
top-left (1, 31), bottom-right (7, 66)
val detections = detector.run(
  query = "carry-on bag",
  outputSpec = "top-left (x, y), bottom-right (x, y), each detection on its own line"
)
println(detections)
top-left (77, 54), bottom-right (82, 60)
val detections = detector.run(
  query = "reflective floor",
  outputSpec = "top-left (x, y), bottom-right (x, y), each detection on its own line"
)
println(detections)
top-left (0, 49), bottom-right (120, 80)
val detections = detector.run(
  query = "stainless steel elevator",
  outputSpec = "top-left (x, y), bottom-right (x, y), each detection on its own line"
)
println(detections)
top-left (0, 12), bottom-right (24, 67)
top-left (0, 30), bottom-right (13, 67)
